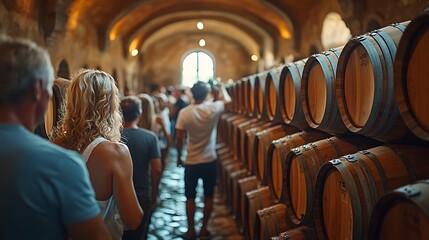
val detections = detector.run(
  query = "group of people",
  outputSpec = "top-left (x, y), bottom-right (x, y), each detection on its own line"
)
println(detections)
top-left (0, 34), bottom-right (231, 240)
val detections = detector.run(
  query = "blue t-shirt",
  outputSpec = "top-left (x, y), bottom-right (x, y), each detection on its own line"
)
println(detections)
top-left (0, 125), bottom-right (100, 240)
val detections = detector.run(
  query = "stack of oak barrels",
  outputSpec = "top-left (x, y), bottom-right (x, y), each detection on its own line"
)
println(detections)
top-left (216, 10), bottom-right (429, 240)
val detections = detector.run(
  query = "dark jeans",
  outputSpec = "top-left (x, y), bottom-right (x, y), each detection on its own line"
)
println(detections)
top-left (122, 196), bottom-right (152, 240)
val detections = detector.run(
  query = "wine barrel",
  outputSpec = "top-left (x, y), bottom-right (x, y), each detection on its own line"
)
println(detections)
top-left (245, 186), bottom-right (271, 240)
top-left (395, 11), bottom-right (429, 141)
top-left (231, 169), bottom-right (249, 219)
top-left (336, 21), bottom-right (411, 142)
top-left (246, 75), bottom-right (256, 118)
top-left (235, 80), bottom-right (243, 114)
top-left (255, 71), bottom-right (268, 120)
top-left (241, 78), bottom-right (249, 116)
top-left (225, 114), bottom-right (248, 148)
top-left (255, 204), bottom-right (291, 239)
top-left (230, 83), bottom-right (238, 113)
top-left (237, 118), bottom-right (260, 165)
top-left (223, 161), bottom-right (244, 208)
top-left (279, 59), bottom-right (310, 130)
top-left (266, 130), bottom-right (331, 203)
top-left (218, 112), bottom-right (237, 143)
top-left (254, 124), bottom-right (299, 186)
top-left (218, 115), bottom-right (249, 195)
top-left (230, 116), bottom-right (253, 160)
top-left (238, 176), bottom-right (258, 232)
top-left (272, 226), bottom-right (318, 240)
top-left (301, 47), bottom-right (348, 135)
top-left (314, 145), bottom-right (429, 240)
top-left (265, 67), bottom-right (282, 122)
top-left (34, 77), bottom-right (69, 139)
top-left (244, 122), bottom-right (277, 175)
top-left (368, 180), bottom-right (429, 240)
top-left (284, 135), bottom-right (381, 227)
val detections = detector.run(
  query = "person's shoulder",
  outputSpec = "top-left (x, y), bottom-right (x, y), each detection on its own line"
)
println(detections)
top-left (34, 139), bottom-right (87, 171)
top-left (98, 140), bottom-right (129, 156)
top-left (135, 127), bottom-right (158, 139)
top-left (181, 104), bottom-right (193, 112)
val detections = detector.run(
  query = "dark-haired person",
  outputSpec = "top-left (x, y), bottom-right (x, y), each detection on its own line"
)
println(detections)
top-left (120, 96), bottom-right (162, 240)
top-left (175, 81), bottom-right (231, 239)
top-left (0, 35), bottom-right (111, 239)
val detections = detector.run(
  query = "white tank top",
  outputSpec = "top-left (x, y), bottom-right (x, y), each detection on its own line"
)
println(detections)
top-left (82, 137), bottom-right (124, 239)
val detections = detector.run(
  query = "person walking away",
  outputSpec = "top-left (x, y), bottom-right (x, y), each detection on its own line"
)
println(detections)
top-left (154, 92), bottom-right (172, 168)
top-left (0, 35), bottom-right (110, 240)
top-left (175, 81), bottom-right (231, 239)
top-left (120, 96), bottom-right (162, 240)
top-left (138, 93), bottom-right (171, 169)
top-left (52, 69), bottom-right (143, 239)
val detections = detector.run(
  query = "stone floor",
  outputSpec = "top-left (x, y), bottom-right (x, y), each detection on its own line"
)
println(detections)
top-left (147, 148), bottom-right (245, 240)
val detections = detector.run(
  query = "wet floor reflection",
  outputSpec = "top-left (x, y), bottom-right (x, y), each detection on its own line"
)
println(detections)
top-left (148, 149), bottom-right (244, 240)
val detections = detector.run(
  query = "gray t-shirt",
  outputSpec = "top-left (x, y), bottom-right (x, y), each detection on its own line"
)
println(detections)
top-left (121, 128), bottom-right (161, 198)
top-left (176, 101), bottom-right (224, 165)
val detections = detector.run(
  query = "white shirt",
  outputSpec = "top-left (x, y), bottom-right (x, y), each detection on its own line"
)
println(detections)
top-left (176, 101), bottom-right (224, 165)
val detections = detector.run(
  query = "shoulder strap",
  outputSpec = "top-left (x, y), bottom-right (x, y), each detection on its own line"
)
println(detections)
top-left (81, 137), bottom-right (107, 162)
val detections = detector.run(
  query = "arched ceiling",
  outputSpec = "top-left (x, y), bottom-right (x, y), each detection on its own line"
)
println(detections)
top-left (62, 0), bottom-right (294, 58)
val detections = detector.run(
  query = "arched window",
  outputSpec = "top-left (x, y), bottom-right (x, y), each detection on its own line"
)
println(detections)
top-left (182, 51), bottom-right (214, 87)
top-left (321, 12), bottom-right (351, 50)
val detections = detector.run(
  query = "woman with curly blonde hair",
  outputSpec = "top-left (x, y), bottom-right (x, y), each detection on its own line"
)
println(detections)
top-left (53, 69), bottom-right (143, 239)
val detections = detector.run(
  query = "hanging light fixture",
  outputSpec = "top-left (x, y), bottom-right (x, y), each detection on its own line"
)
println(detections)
top-left (197, 21), bottom-right (204, 30)
top-left (199, 39), bottom-right (206, 47)
top-left (131, 49), bottom-right (139, 56)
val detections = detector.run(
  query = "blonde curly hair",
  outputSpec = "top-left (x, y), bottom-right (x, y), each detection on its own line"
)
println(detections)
top-left (53, 69), bottom-right (122, 153)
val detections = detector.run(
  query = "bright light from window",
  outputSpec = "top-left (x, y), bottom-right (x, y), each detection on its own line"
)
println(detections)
top-left (131, 49), bottom-right (139, 56)
top-left (182, 51), bottom-right (214, 87)
top-left (251, 55), bottom-right (259, 61)
top-left (197, 21), bottom-right (204, 30)
top-left (199, 39), bottom-right (206, 47)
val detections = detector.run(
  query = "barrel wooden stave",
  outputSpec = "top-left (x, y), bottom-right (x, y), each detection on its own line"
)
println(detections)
top-left (314, 144), bottom-right (429, 240)
top-left (255, 204), bottom-right (290, 239)
top-left (266, 129), bottom-right (331, 203)
top-left (368, 180), bottom-right (429, 240)
top-left (336, 22), bottom-right (411, 142)
top-left (284, 134), bottom-right (381, 227)
top-left (395, 11), bottom-right (429, 141)
top-left (273, 226), bottom-right (318, 240)
top-left (245, 186), bottom-right (271, 240)
top-left (301, 48), bottom-right (348, 135)
top-left (254, 124), bottom-right (299, 186)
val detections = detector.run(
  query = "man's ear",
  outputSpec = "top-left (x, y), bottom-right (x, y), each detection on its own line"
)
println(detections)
top-left (32, 79), bottom-right (43, 101)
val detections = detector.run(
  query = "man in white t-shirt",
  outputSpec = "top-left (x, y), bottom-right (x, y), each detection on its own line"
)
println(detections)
top-left (176, 81), bottom-right (231, 239)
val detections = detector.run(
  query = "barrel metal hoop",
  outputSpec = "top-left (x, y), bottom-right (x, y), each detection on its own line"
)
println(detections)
top-left (330, 159), bottom-right (342, 165)
top-left (293, 148), bottom-right (301, 155)
top-left (359, 151), bottom-right (390, 193)
top-left (357, 35), bottom-right (366, 41)
top-left (302, 145), bottom-right (311, 151)
top-left (398, 185), bottom-right (421, 197)
top-left (353, 154), bottom-right (380, 207)
top-left (348, 156), bottom-right (374, 220)
top-left (419, 179), bottom-right (429, 184)
top-left (345, 154), bottom-right (357, 162)
top-left (397, 152), bottom-right (418, 183)
top-left (327, 137), bottom-right (344, 157)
